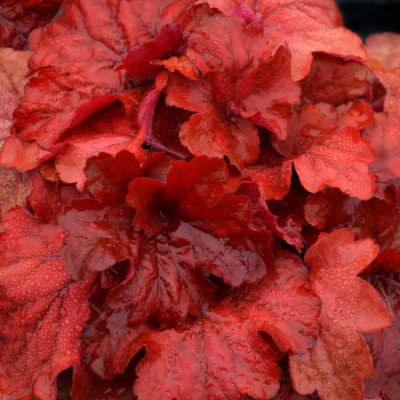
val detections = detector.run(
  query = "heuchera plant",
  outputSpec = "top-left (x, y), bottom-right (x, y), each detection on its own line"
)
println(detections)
top-left (0, 1), bottom-right (399, 399)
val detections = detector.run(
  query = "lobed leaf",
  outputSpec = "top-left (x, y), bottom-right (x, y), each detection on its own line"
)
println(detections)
top-left (290, 229), bottom-right (392, 400)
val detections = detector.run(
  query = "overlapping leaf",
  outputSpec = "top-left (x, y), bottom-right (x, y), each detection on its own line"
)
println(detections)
top-left (202, 0), bottom-right (366, 80)
top-left (135, 306), bottom-right (282, 400)
top-left (304, 189), bottom-right (400, 272)
top-left (301, 54), bottom-right (369, 106)
top-left (29, 171), bottom-right (82, 224)
top-left (13, 0), bottom-right (195, 149)
top-left (290, 229), bottom-right (392, 400)
top-left (55, 102), bottom-right (146, 190)
top-left (0, 0), bottom-right (61, 49)
top-left (0, 1), bottom-right (399, 399)
top-left (366, 33), bottom-right (400, 72)
top-left (364, 269), bottom-right (400, 400)
top-left (363, 109), bottom-right (400, 183)
top-left (272, 101), bottom-right (375, 199)
top-left (244, 145), bottom-right (293, 201)
top-left (361, 33), bottom-right (400, 184)
top-left (134, 249), bottom-right (320, 400)
top-left (80, 293), bottom-right (150, 385)
top-left (164, 8), bottom-right (300, 168)
top-left (59, 154), bottom-right (273, 328)
top-left (238, 182), bottom-right (304, 251)
top-left (0, 207), bottom-right (94, 400)
top-left (0, 47), bottom-right (35, 202)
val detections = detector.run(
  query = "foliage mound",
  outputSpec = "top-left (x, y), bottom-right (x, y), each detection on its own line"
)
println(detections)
top-left (0, 1), bottom-right (399, 399)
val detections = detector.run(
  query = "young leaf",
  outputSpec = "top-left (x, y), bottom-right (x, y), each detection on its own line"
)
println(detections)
top-left (165, 9), bottom-right (299, 168)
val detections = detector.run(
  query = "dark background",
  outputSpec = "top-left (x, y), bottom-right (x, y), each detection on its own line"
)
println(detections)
top-left (337, 0), bottom-right (400, 39)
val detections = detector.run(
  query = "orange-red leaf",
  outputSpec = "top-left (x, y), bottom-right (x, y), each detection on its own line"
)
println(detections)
top-left (202, 0), bottom-right (366, 80)
top-left (364, 271), bottom-right (400, 400)
top-left (301, 54), bottom-right (368, 106)
top-left (165, 9), bottom-right (299, 168)
top-left (363, 112), bottom-right (400, 182)
top-left (13, 0), bottom-right (194, 148)
top-left (135, 301), bottom-right (282, 400)
top-left (0, 207), bottom-right (94, 400)
top-left (290, 229), bottom-right (392, 400)
top-left (0, 0), bottom-right (61, 49)
top-left (273, 102), bottom-right (375, 199)
top-left (54, 103), bottom-right (145, 190)
top-left (366, 33), bottom-right (400, 72)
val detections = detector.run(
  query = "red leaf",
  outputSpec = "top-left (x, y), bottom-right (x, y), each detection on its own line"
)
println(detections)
top-left (0, 49), bottom-right (34, 198)
top-left (301, 54), bottom-right (369, 106)
top-left (353, 198), bottom-right (400, 251)
top-left (244, 146), bottom-right (293, 201)
top-left (61, 155), bottom-right (272, 325)
top-left (304, 188), bottom-right (357, 231)
top-left (363, 112), bottom-right (400, 182)
top-left (0, 0), bottom-right (61, 49)
top-left (134, 304), bottom-right (282, 400)
top-left (107, 206), bottom-right (272, 325)
top-left (148, 95), bottom-right (192, 158)
top-left (366, 33), bottom-right (400, 72)
top-left (59, 200), bottom-right (134, 281)
top-left (365, 56), bottom-right (400, 115)
top-left (54, 103), bottom-right (145, 190)
top-left (202, 0), bottom-right (366, 80)
top-left (72, 358), bottom-right (137, 400)
top-left (238, 182), bottom-right (304, 251)
top-left (13, 0), bottom-right (193, 148)
top-left (107, 192), bottom-right (272, 325)
top-left (137, 71), bottom-right (191, 158)
top-left (134, 249), bottom-right (319, 399)
top-left (106, 226), bottom-right (216, 324)
top-left (29, 171), bottom-right (82, 224)
top-left (164, 9), bottom-right (299, 168)
top-left (273, 102), bottom-right (375, 199)
top-left (364, 271), bottom-right (400, 400)
top-left (363, 34), bottom-right (400, 184)
top-left (119, 24), bottom-right (186, 80)
top-left (304, 190), bottom-right (400, 271)
top-left (127, 156), bottom-right (230, 235)
top-left (290, 229), bottom-right (392, 400)
top-left (85, 150), bottom-right (144, 205)
top-left (82, 289), bottom-right (150, 380)
top-left (232, 249), bottom-right (321, 354)
top-left (0, 135), bottom-right (50, 172)
top-left (0, 207), bottom-right (94, 400)
top-left (58, 151), bottom-right (173, 281)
